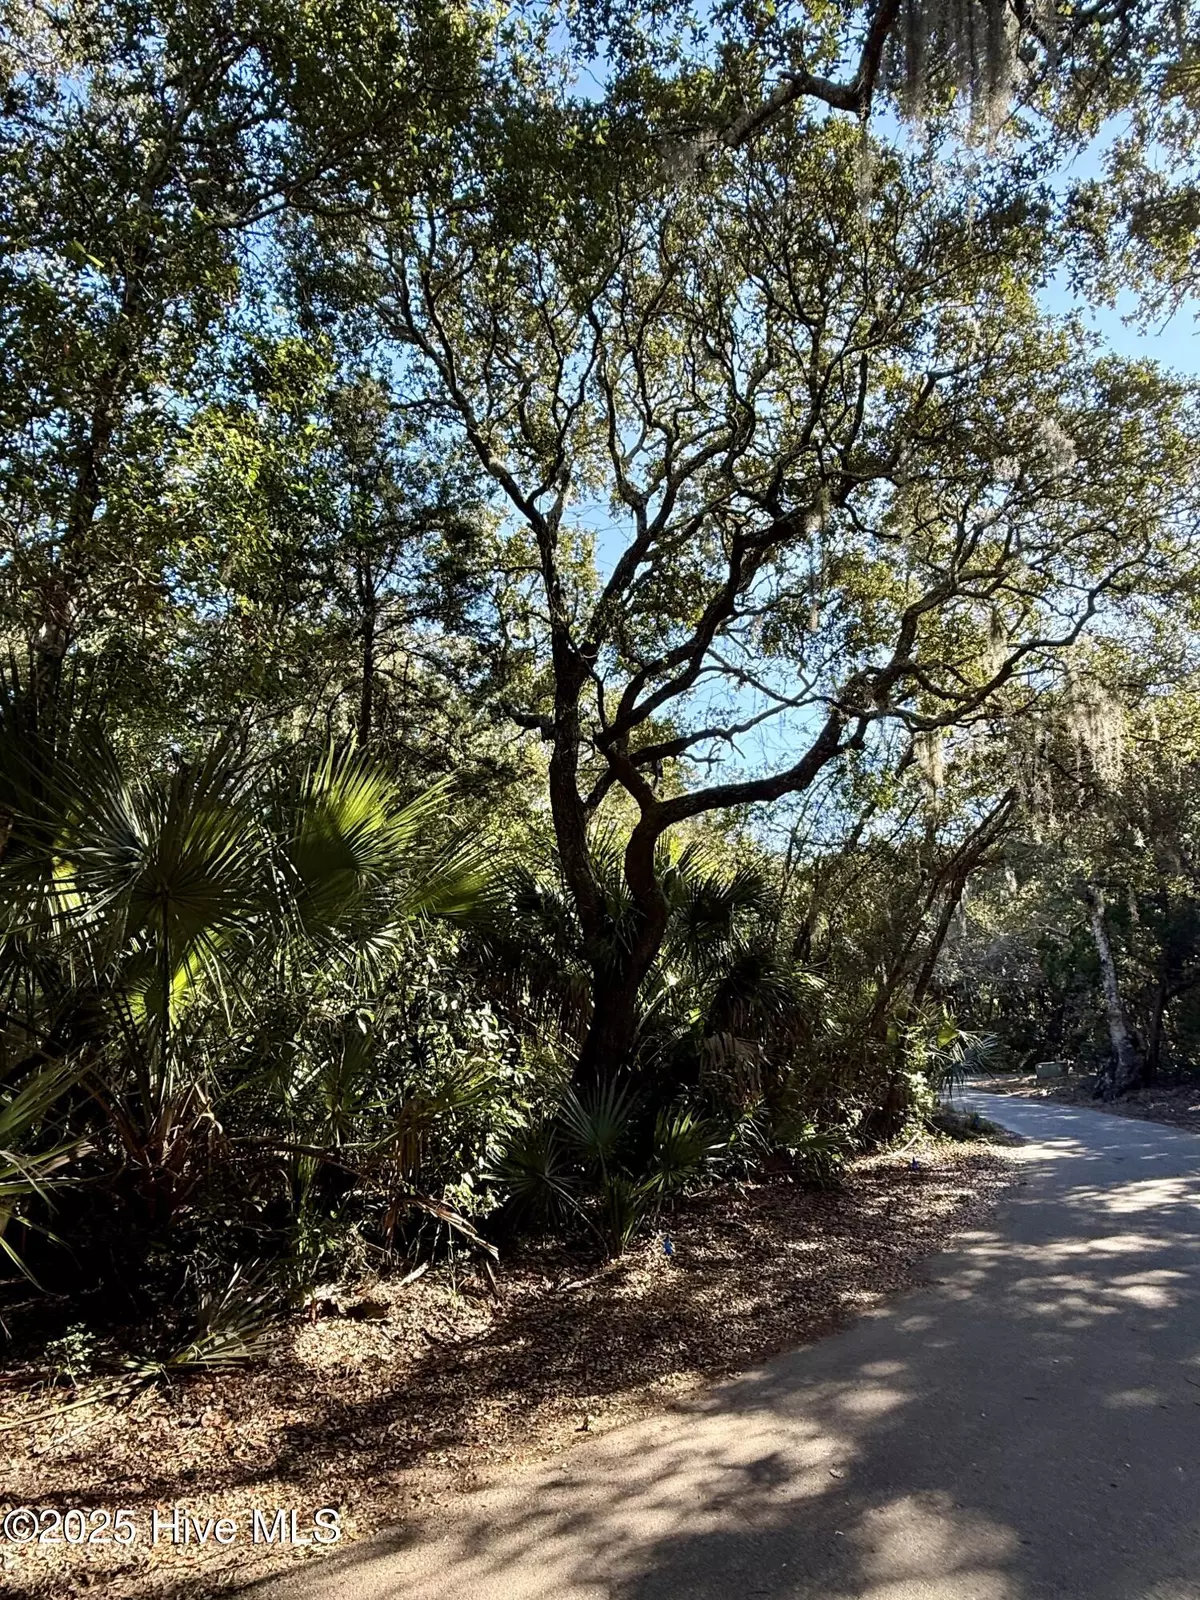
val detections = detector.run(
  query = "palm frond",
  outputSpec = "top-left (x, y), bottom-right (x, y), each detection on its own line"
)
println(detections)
top-left (0, 1063), bottom-right (86, 1279)
top-left (280, 752), bottom-right (487, 941)
top-left (558, 1080), bottom-right (635, 1171)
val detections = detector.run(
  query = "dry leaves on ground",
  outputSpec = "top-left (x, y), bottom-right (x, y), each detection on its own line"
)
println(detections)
top-left (1, 1137), bottom-right (1016, 1600)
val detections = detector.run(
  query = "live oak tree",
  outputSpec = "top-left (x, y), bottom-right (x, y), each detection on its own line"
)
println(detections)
top-left (298, 112), bottom-right (1200, 1085)
top-left (557, 0), bottom-right (1173, 160)
top-left (2, 0), bottom-right (1191, 725)
top-left (1059, 0), bottom-right (1200, 317)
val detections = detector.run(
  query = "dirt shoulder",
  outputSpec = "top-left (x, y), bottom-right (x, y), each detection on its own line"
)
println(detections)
top-left (1, 1137), bottom-right (1017, 1600)
top-left (973, 1073), bottom-right (1200, 1134)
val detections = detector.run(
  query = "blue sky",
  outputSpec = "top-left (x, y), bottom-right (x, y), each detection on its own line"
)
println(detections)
top-left (1039, 121), bottom-right (1200, 374)
top-left (1044, 280), bottom-right (1200, 375)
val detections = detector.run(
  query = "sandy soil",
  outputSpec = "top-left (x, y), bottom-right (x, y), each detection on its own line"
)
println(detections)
top-left (1, 1137), bottom-right (1017, 1600)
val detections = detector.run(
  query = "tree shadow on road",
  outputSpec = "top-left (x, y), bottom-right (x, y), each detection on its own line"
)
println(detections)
top-left (244, 1113), bottom-right (1200, 1600)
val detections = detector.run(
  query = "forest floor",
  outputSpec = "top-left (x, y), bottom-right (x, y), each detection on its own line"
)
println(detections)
top-left (1, 1134), bottom-right (1016, 1600)
top-left (973, 1072), bottom-right (1200, 1133)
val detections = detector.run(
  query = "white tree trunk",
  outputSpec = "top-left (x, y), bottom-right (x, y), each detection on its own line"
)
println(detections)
top-left (1085, 884), bottom-right (1142, 1096)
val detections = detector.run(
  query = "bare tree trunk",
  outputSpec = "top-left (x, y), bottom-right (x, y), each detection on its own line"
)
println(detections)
top-left (869, 789), bottom-right (1017, 1030)
top-left (910, 792), bottom-right (1016, 1010)
top-left (1146, 970), bottom-right (1168, 1085)
top-left (1085, 884), bottom-right (1143, 1097)
top-left (573, 816), bottom-right (669, 1089)
top-left (357, 563), bottom-right (377, 746)
top-left (574, 974), bottom-right (643, 1089)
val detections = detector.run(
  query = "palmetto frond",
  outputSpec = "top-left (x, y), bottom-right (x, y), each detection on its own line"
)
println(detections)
top-left (278, 752), bottom-right (487, 951)
top-left (2, 727), bottom-right (265, 1017)
top-left (558, 1079), bottom-right (635, 1173)
top-left (1, 690), bottom-right (489, 1227)
top-left (0, 1062), bottom-right (86, 1278)
top-left (659, 843), bottom-right (773, 977)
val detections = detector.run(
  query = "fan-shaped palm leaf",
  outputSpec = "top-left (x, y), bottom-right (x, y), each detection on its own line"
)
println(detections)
top-left (278, 752), bottom-right (486, 948)
top-left (558, 1080), bottom-right (634, 1173)
top-left (0, 1063), bottom-right (85, 1278)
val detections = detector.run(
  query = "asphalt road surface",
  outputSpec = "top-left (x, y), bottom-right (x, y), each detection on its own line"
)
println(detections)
top-left (253, 1092), bottom-right (1200, 1600)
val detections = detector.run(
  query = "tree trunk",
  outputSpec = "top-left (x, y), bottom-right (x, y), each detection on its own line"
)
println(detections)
top-left (1146, 972), bottom-right (1168, 1085)
top-left (573, 816), bottom-right (669, 1088)
top-left (869, 789), bottom-right (1017, 1033)
top-left (1085, 884), bottom-right (1143, 1097)
top-left (909, 875), bottom-right (969, 1013)
top-left (574, 971), bottom-right (644, 1089)
top-left (358, 592), bottom-right (376, 745)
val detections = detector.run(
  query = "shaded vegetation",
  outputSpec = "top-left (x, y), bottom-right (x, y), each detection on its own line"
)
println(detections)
top-left (3, 0), bottom-right (1200, 1370)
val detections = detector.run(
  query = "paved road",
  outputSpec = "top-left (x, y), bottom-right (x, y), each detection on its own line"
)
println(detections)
top-left (254, 1093), bottom-right (1200, 1600)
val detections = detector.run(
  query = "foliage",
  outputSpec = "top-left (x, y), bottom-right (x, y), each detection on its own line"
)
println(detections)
top-left (0, 1063), bottom-right (83, 1278)
top-left (2, 0), bottom-right (1200, 1358)
top-left (0, 670), bottom-right (519, 1314)
top-left (947, 680), bottom-right (1200, 1092)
